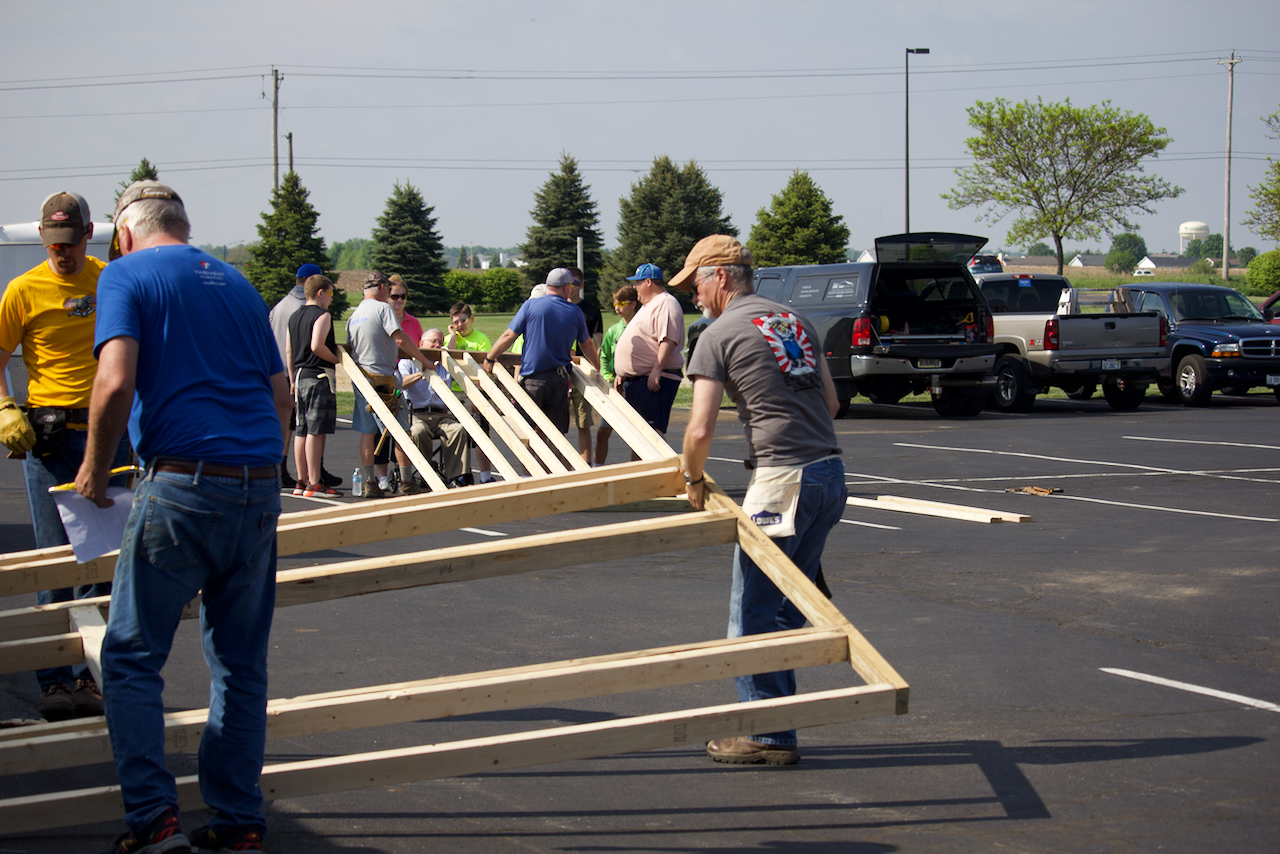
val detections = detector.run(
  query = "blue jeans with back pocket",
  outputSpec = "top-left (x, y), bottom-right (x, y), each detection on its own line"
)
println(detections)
top-left (101, 466), bottom-right (280, 835)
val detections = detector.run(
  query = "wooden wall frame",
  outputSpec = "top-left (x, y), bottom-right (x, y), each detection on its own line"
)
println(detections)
top-left (0, 352), bottom-right (907, 834)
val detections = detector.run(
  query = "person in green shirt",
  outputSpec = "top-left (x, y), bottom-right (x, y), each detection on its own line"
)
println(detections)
top-left (595, 285), bottom-right (638, 465)
top-left (444, 302), bottom-right (495, 483)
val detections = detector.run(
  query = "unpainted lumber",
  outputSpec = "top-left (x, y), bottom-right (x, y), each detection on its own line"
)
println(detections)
top-left (339, 348), bottom-right (448, 491)
top-left (0, 460), bottom-right (687, 598)
top-left (488, 362), bottom-right (592, 471)
top-left (438, 352), bottom-right (538, 478)
top-left (0, 684), bottom-right (896, 833)
top-left (0, 626), bottom-right (849, 775)
top-left (707, 485), bottom-right (910, 713)
top-left (67, 604), bottom-right (106, 687)
top-left (876, 494), bottom-right (1031, 523)
top-left (846, 495), bottom-right (1001, 523)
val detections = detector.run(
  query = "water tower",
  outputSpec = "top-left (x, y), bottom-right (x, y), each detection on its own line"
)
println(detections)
top-left (1179, 220), bottom-right (1209, 253)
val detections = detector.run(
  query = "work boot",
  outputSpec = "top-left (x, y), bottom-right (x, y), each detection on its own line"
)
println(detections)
top-left (40, 682), bottom-right (75, 722)
top-left (73, 677), bottom-right (104, 717)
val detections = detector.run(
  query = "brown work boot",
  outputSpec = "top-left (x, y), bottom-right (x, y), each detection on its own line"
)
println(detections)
top-left (39, 682), bottom-right (76, 722)
top-left (73, 677), bottom-right (104, 717)
top-left (706, 737), bottom-right (800, 766)
top-left (397, 480), bottom-right (423, 496)
top-left (362, 480), bottom-right (385, 500)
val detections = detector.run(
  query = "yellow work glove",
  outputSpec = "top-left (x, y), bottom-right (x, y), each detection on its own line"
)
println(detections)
top-left (0, 396), bottom-right (36, 454)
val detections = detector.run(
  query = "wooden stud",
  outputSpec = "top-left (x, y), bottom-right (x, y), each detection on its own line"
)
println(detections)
top-left (67, 604), bottom-right (106, 687)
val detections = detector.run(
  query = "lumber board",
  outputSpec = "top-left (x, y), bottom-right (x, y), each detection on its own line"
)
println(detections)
top-left (0, 626), bottom-right (849, 775)
top-left (274, 511), bottom-right (738, 607)
top-left (846, 495), bottom-right (1000, 524)
top-left (706, 485), bottom-right (909, 713)
top-left (443, 352), bottom-right (563, 476)
top-left (572, 362), bottom-right (676, 460)
top-left (339, 348), bottom-right (448, 492)
top-left (68, 604), bottom-right (106, 687)
top-left (0, 461), bottom-right (686, 598)
top-left (876, 495), bottom-right (1031, 523)
top-left (440, 352), bottom-right (538, 478)
top-left (488, 362), bottom-right (591, 471)
top-left (0, 684), bottom-right (896, 832)
top-left (0, 633), bottom-right (80, 676)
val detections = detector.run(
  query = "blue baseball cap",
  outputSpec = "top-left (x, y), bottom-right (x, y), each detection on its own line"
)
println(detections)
top-left (295, 263), bottom-right (324, 279)
top-left (626, 263), bottom-right (663, 282)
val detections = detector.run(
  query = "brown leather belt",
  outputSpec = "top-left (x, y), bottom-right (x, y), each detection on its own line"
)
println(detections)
top-left (153, 460), bottom-right (278, 479)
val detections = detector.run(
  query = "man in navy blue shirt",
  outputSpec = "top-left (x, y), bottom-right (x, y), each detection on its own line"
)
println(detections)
top-left (483, 267), bottom-right (599, 433)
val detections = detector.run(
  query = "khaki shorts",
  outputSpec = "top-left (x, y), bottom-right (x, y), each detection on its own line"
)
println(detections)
top-left (569, 387), bottom-right (594, 429)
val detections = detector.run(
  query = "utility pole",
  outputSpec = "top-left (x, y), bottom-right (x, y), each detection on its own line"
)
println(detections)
top-left (905, 48), bottom-right (930, 232)
top-left (286, 132), bottom-right (294, 175)
top-left (272, 67), bottom-right (282, 191)
top-left (1218, 51), bottom-right (1241, 281)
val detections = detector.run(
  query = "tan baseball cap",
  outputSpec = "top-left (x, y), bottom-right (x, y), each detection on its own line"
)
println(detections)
top-left (40, 191), bottom-right (91, 247)
top-left (670, 235), bottom-right (754, 291)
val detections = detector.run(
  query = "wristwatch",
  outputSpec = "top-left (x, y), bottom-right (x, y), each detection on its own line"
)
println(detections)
top-left (684, 473), bottom-right (704, 485)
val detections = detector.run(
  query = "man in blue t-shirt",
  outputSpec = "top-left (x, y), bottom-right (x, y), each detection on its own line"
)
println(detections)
top-left (75, 181), bottom-right (290, 854)
top-left (482, 267), bottom-right (599, 433)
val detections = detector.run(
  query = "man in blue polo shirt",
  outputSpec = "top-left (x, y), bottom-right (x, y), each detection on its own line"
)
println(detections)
top-left (482, 267), bottom-right (600, 433)
top-left (75, 181), bottom-right (290, 854)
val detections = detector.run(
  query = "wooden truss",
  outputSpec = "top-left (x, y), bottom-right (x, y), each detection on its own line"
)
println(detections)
top-left (0, 351), bottom-right (907, 834)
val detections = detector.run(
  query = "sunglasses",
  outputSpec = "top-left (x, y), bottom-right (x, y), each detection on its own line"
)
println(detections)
top-left (389, 293), bottom-right (407, 301)
top-left (613, 301), bottom-right (633, 309)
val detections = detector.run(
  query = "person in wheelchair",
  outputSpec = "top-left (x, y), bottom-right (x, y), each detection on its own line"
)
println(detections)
top-left (397, 328), bottom-right (470, 489)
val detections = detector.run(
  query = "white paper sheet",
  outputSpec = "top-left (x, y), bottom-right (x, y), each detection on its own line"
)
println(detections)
top-left (51, 487), bottom-right (135, 563)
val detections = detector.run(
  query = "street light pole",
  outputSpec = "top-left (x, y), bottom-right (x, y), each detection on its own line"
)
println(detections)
top-left (905, 48), bottom-right (930, 233)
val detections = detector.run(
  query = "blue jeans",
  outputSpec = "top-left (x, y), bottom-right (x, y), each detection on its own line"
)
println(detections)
top-left (102, 465), bottom-right (280, 835)
top-left (728, 456), bottom-right (847, 746)
top-left (23, 429), bottom-right (132, 687)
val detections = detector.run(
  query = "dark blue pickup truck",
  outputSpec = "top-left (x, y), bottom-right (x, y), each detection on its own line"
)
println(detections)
top-left (1113, 283), bottom-right (1280, 405)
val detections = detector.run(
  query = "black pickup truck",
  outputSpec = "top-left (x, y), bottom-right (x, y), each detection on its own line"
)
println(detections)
top-left (1113, 283), bottom-right (1280, 405)
top-left (749, 233), bottom-right (998, 417)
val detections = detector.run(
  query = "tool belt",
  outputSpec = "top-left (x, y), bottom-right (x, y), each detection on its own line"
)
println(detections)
top-left (362, 369), bottom-right (402, 416)
top-left (26, 406), bottom-right (89, 458)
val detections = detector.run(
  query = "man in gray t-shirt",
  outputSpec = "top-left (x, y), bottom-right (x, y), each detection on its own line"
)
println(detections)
top-left (346, 271), bottom-right (430, 498)
top-left (674, 235), bottom-right (846, 768)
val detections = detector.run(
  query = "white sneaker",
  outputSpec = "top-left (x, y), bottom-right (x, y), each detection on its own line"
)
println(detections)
top-left (378, 477), bottom-right (392, 491)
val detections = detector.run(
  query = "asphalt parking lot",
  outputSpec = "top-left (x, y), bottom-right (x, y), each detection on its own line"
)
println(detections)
top-left (1, 389), bottom-right (1277, 853)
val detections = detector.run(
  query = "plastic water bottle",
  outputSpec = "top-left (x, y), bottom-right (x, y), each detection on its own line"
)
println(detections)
top-left (351, 467), bottom-right (363, 498)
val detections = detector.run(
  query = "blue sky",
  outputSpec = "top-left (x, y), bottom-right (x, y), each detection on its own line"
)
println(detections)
top-left (3, 1), bottom-right (1278, 258)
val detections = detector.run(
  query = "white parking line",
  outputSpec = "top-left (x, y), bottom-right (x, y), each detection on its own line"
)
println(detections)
top-left (895, 442), bottom-right (1280, 485)
top-left (1101, 668), bottom-right (1280, 713)
top-left (839, 519), bottom-right (902, 530)
top-left (1124, 436), bottom-right (1280, 451)
top-left (461, 527), bottom-right (507, 537)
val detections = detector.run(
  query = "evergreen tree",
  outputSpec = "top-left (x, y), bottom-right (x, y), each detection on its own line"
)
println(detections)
top-left (746, 170), bottom-right (850, 268)
top-left (607, 155), bottom-right (736, 307)
top-left (369, 180), bottom-right (451, 315)
top-left (521, 153), bottom-right (604, 293)
top-left (457, 245), bottom-right (471, 269)
top-left (244, 171), bottom-right (327, 306)
top-left (108, 158), bottom-right (161, 219)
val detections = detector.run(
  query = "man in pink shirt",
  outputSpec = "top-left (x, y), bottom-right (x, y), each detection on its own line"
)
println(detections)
top-left (613, 263), bottom-right (685, 442)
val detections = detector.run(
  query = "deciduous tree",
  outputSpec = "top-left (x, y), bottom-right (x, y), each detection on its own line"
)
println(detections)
top-left (1109, 233), bottom-right (1147, 261)
top-left (370, 180), bottom-right (450, 315)
top-left (521, 153), bottom-right (604, 293)
top-left (606, 155), bottom-right (736, 308)
top-left (329, 237), bottom-right (373, 270)
top-left (1242, 106), bottom-right (1280, 243)
top-left (244, 171), bottom-right (328, 306)
top-left (747, 170), bottom-right (849, 268)
top-left (942, 97), bottom-right (1183, 274)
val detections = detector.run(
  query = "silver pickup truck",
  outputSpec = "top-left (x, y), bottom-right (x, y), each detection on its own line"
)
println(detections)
top-left (971, 273), bottom-right (1167, 412)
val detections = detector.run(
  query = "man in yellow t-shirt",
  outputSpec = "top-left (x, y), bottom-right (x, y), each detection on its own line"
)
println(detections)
top-left (0, 191), bottom-right (132, 721)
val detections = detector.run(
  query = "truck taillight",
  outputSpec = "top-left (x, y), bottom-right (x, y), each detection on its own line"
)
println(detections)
top-left (852, 317), bottom-right (873, 347)
top-left (1044, 318), bottom-right (1060, 350)
top-left (1159, 314), bottom-right (1167, 347)
top-left (985, 313), bottom-right (994, 343)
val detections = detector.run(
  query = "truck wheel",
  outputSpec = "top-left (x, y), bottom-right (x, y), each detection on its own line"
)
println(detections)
top-left (933, 389), bottom-right (984, 417)
top-left (1175, 354), bottom-right (1213, 406)
top-left (1066, 383), bottom-right (1096, 400)
top-left (1156, 377), bottom-right (1179, 402)
top-left (991, 355), bottom-right (1036, 413)
top-left (835, 397), bottom-right (852, 419)
top-left (1102, 379), bottom-right (1146, 411)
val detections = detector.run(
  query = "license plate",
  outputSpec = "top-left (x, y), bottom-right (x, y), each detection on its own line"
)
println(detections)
top-left (917, 359), bottom-right (942, 369)
top-left (1268, 374), bottom-right (1280, 387)
top-left (1102, 359), bottom-right (1121, 371)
